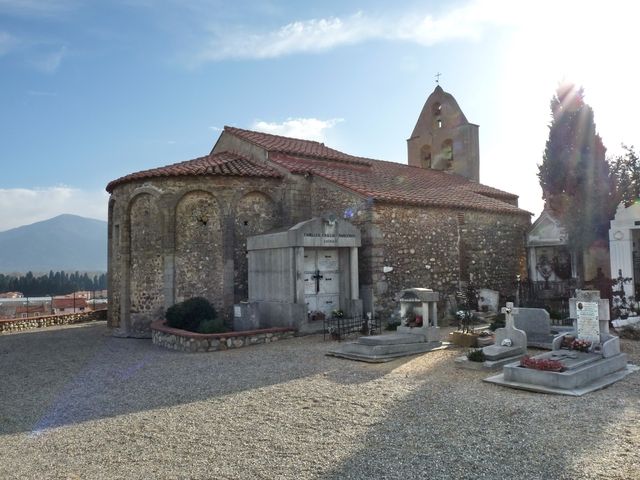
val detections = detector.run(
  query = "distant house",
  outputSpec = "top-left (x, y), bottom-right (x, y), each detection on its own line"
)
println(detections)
top-left (15, 304), bottom-right (46, 318)
top-left (0, 292), bottom-right (24, 299)
top-left (52, 297), bottom-right (88, 315)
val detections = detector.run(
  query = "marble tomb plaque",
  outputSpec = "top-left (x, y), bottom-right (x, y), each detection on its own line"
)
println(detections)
top-left (576, 301), bottom-right (600, 343)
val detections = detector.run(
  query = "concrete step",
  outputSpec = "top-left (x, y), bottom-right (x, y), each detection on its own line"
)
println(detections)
top-left (358, 333), bottom-right (426, 346)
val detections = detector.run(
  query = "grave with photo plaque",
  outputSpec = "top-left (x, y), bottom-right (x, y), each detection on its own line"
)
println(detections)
top-left (485, 291), bottom-right (637, 396)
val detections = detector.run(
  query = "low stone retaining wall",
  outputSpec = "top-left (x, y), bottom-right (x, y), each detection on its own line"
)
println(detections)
top-left (150, 320), bottom-right (296, 353)
top-left (0, 309), bottom-right (107, 333)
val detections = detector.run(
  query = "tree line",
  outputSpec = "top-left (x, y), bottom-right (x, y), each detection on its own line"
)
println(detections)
top-left (0, 271), bottom-right (107, 297)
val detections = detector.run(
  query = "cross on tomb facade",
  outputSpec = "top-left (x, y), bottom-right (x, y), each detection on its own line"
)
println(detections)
top-left (501, 302), bottom-right (519, 329)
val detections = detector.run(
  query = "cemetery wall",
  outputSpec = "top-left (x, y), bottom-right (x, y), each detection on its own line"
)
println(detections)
top-left (0, 309), bottom-right (107, 333)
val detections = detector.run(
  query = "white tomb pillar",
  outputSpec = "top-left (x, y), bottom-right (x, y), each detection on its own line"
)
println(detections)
top-left (609, 234), bottom-right (634, 299)
top-left (350, 247), bottom-right (359, 300)
top-left (429, 302), bottom-right (438, 327)
top-left (609, 202), bottom-right (640, 299)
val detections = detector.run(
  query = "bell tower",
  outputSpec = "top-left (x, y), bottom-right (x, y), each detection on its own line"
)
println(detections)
top-left (407, 85), bottom-right (479, 182)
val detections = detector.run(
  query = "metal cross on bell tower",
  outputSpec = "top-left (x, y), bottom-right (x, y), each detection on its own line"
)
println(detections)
top-left (435, 72), bottom-right (442, 84)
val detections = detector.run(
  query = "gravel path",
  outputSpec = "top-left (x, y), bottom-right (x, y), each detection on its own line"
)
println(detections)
top-left (1, 322), bottom-right (639, 480)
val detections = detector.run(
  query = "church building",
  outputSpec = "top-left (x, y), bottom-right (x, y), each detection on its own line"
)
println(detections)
top-left (106, 86), bottom-right (531, 337)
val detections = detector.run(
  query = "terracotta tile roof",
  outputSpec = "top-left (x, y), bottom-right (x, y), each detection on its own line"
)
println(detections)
top-left (224, 126), bottom-right (372, 166)
top-left (53, 297), bottom-right (88, 309)
top-left (106, 126), bottom-right (527, 215)
top-left (269, 152), bottom-right (527, 214)
top-left (15, 305), bottom-right (46, 314)
top-left (106, 151), bottom-right (281, 192)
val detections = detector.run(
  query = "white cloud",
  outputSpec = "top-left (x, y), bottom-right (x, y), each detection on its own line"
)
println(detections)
top-left (0, 187), bottom-right (108, 232)
top-left (0, 31), bottom-right (17, 56)
top-left (193, 0), bottom-right (518, 63)
top-left (0, 0), bottom-right (77, 17)
top-left (30, 45), bottom-right (67, 73)
top-left (251, 117), bottom-right (343, 142)
top-left (27, 90), bottom-right (58, 97)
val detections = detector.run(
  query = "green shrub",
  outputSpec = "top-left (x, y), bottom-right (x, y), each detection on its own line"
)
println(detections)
top-left (198, 318), bottom-right (226, 334)
top-left (385, 320), bottom-right (400, 331)
top-left (466, 348), bottom-right (486, 362)
top-left (166, 297), bottom-right (217, 332)
top-left (489, 313), bottom-right (505, 331)
top-left (618, 326), bottom-right (640, 340)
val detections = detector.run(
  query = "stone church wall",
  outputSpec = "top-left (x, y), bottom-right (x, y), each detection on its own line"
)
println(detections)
top-left (306, 178), bottom-right (529, 320)
top-left (367, 205), bottom-right (529, 319)
top-left (107, 175), bottom-right (283, 336)
top-left (373, 206), bottom-right (460, 316)
top-left (460, 211), bottom-right (529, 294)
top-left (108, 169), bottom-right (529, 335)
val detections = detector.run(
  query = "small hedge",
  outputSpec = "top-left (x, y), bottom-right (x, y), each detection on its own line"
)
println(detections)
top-left (489, 313), bottom-right (505, 331)
top-left (165, 297), bottom-right (225, 334)
top-left (466, 348), bottom-right (486, 362)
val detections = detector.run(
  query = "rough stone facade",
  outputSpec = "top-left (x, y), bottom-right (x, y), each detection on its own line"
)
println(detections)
top-left (0, 309), bottom-right (107, 334)
top-left (107, 176), bottom-right (283, 337)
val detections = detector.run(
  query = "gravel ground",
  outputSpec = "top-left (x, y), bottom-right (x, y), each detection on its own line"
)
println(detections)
top-left (0, 322), bottom-right (639, 480)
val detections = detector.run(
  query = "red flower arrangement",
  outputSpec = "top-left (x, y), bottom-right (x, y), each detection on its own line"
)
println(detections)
top-left (570, 339), bottom-right (591, 352)
top-left (519, 355), bottom-right (565, 372)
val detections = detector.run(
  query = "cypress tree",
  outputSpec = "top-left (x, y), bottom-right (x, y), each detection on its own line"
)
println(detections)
top-left (537, 82), bottom-right (615, 282)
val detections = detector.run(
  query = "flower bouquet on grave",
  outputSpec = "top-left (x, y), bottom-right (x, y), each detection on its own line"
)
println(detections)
top-left (519, 355), bottom-right (565, 372)
top-left (561, 335), bottom-right (575, 349)
top-left (570, 339), bottom-right (592, 352)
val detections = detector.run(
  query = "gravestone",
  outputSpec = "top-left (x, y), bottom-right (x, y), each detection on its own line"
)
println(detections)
top-left (514, 308), bottom-right (558, 349)
top-left (455, 302), bottom-right (527, 370)
top-left (482, 302), bottom-right (527, 361)
top-left (478, 288), bottom-right (499, 313)
top-left (485, 290), bottom-right (637, 395)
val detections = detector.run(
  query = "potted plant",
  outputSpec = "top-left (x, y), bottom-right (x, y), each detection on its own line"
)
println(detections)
top-left (449, 310), bottom-right (480, 347)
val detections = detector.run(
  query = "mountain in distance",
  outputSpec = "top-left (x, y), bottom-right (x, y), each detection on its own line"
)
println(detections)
top-left (0, 214), bottom-right (107, 273)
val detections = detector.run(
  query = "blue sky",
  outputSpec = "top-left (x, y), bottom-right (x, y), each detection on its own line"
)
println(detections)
top-left (1, 0), bottom-right (638, 231)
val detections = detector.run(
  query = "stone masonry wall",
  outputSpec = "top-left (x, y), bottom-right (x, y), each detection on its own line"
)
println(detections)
top-left (307, 178), bottom-right (529, 321)
top-left (374, 205), bottom-right (460, 316)
top-left (129, 193), bottom-right (165, 336)
top-left (460, 210), bottom-right (529, 293)
top-left (175, 191), bottom-right (224, 312)
top-left (0, 309), bottom-right (107, 334)
top-left (108, 167), bottom-right (529, 335)
top-left (108, 175), bottom-right (284, 336)
top-left (151, 320), bottom-right (295, 353)
top-left (233, 191), bottom-right (280, 303)
top-left (308, 178), bottom-right (374, 283)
